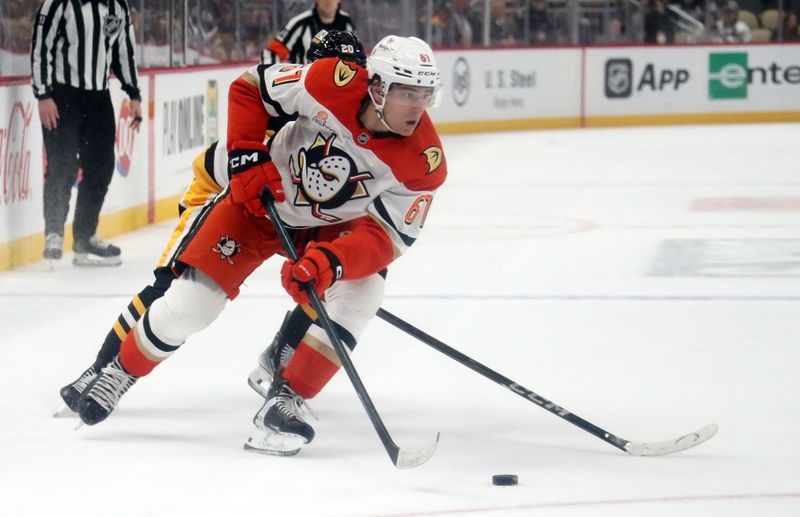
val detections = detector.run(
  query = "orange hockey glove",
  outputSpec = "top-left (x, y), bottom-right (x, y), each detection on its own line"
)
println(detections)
top-left (281, 242), bottom-right (344, 304)
top-left (228, 141), bottom-right (285, 217)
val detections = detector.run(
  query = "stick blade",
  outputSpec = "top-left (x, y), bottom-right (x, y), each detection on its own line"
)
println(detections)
top-left (624, 423), bottom-right (718, 456)
top-left (392, 432), bottom-right (440, 469)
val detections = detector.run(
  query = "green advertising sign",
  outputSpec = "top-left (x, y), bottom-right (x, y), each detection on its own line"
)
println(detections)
top-left (709, 52), bottom-right (748, 100)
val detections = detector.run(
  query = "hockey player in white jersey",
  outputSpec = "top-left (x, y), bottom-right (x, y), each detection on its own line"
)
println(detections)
top-left (57, 30), bottom-right (366, 415)
top-left (75, 35), bottom-right (447, 457)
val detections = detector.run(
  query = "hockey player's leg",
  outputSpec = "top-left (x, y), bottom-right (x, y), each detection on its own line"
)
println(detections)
top-left (79, 194), bottom-right (278, 425)
top-left (247, 305), bottom-right (314, 398)
top-left (246, 274), bottom-right (384, 455)
top-left (94, 269), bottom-right (175, 370)
top-left (78, 268), bottom-right (228, 425)
top-left (59, 153), bottom-right (223, 416)
top-left (59, 270), bottom-right (174, 414)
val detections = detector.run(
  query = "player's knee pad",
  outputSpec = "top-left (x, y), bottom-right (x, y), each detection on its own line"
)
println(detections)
top-left (147, 267), bottom-right (228, 344)
top-left (307, 273), bottom-right (385, 345)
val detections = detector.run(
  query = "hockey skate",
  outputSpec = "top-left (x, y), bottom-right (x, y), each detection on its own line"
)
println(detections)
top-left (247, 336), bottom-right (296, 399)
top-left (244, 378), bottom-right (314, 456)
top-left (78, 357), bottom-right (138, 425)
top-left (73, 235), bottom-right (122, 267)
top-left (54, 365), bottom-right (98, 416)
top-left (43, 233), bottom-right (63, 261)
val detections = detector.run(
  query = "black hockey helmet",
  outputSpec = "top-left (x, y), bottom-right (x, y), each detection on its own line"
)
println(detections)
top-left (306, 29), bottom-right (367, 67)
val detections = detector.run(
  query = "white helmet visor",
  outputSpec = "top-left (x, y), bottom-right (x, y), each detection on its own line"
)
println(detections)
top-left (385, 84), bottom-right (442, 109)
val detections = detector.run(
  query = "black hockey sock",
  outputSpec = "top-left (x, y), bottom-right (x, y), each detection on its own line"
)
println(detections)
top-left (281, 305), bottom-right (314, 350)
top-left (93, 284), bottom-right (162, 370)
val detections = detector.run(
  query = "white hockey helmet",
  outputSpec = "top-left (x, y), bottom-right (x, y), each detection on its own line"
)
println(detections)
top-left (367, 36), bottom-right (443, 113)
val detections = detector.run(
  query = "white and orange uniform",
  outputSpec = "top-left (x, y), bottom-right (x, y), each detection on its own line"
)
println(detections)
top-left (119, 58), bottom-right (447, 397)
top-left (180, 57), bottom-right (446, 296)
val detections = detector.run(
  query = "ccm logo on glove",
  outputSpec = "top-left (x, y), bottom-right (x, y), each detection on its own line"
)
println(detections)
top-left (229, 151), bottom-right (261, 170)
top-left (228, 141), bottom-right (285, 216)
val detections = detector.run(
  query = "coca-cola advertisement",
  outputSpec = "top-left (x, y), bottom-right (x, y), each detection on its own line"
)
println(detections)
top-left (0, 100), bottom-right (32, 206)
top-left (115, 98), bottom-right (137, 177)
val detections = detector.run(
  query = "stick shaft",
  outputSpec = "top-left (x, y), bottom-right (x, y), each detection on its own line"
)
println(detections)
top-left (263, 196), bottom-right (406, 464)
top-left (375, 307), bottom-right (629, 451)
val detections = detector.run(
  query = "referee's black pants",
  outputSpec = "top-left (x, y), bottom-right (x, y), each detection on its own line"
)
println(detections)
top-left (42, 84), bottom-right (116, 245)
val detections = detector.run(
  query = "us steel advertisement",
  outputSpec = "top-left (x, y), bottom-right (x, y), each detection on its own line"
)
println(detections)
top-left (431, 48), bottom-right (582, 127)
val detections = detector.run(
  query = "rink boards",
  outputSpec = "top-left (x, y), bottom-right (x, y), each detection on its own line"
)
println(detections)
top-left (1, 44), bottom-right (799, 270)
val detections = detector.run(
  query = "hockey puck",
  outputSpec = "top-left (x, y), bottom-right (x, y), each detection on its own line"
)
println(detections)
top-left (492, 474), bottom-right (518, 486)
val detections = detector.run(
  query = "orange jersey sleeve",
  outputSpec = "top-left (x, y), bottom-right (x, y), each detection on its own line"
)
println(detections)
top-left (227, 72), bottom-right (271, 149)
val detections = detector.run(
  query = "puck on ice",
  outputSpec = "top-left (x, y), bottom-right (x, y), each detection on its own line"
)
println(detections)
top-left (492, 474), bottom-right (518, 486)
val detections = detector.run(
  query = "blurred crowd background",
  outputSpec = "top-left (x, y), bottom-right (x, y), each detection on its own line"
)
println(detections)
top-left (2, 0), bottom-right (799, 76)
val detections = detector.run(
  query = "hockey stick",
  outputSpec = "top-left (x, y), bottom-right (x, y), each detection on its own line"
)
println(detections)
top-left (262, 195), bottom-right (439, 469)
top-left (376, 308), bottom-right (717, 456)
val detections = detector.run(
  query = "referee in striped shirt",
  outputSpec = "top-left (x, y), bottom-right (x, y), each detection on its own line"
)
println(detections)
top-left (31, 0), bottom-right (142, 266)
top-left (262, 0), bottom-right (354, 65)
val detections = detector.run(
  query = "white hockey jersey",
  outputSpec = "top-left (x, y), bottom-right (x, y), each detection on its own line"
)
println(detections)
top-left (228, 58), bottom-right (447, 261)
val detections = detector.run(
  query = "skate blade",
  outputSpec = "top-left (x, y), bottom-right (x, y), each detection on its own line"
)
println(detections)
top-left (247, 370), bottom-right (271, 399)
top-left (243, 427), bottom-right (307, 456)
top-left (53, 404), bottom-right (76, 418)
top-left (243, 442), bottom-right (300, 457)
top-left (72, 254), bottom-right (122, 267)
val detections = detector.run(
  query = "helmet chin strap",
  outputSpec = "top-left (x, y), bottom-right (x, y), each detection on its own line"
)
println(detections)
top-left (368, 85), bottom-right (399, 134)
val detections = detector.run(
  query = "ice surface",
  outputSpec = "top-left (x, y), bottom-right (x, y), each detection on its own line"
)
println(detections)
top-left (1, 124), bottom-right (799, 516)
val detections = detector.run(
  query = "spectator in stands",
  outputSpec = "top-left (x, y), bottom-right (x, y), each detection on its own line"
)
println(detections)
top-left (431, 2), bottom-right (471, 47)
top-left (772, 11), bottom-right (800, 40)
top-left (706, 0), bottom-right (730, 32)
top-left (239, 6), bottom-right (269, 60)
top-left (489, 0), bottom-right (521, 45)
top-left (451, 0), bottom-right (478, 45)
top-left (217, 2), bottom-right (237, 37)
top-left (209, 33), bottom-right (234, 61)
top-left (3, 0), bottom-right (40, 56)
top-left (187, 4), bottom-right (219, 50)
top-left (713, 1), bottom-right (752, 42)
top-left (644, 0), bottom-right (675, 43)
top-left (673, 0), bottom-right (705, 23)
top-left (527, 0), bottom-right (553, 44)
top-left (597, 16), bottom-right (627, 44)
top-left (144, 10), bottom-right (169, 45)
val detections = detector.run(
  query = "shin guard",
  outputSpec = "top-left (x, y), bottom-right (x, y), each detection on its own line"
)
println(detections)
top-left (119, 311), bottom-right (181, 377)
top-left (282, 338), bottom-right (341, 399)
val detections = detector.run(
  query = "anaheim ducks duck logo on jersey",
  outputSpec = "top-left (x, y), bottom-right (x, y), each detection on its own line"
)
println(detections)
top-left (212, 235), bottom-right (242, 264)
top-left (289, 133), bottom-right (374, 222)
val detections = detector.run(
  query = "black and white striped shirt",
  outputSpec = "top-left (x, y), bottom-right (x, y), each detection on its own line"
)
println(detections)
top-left (263, 7), bottom-right (354, 65)
top-left (31, 0), bottom-right (140, 100)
